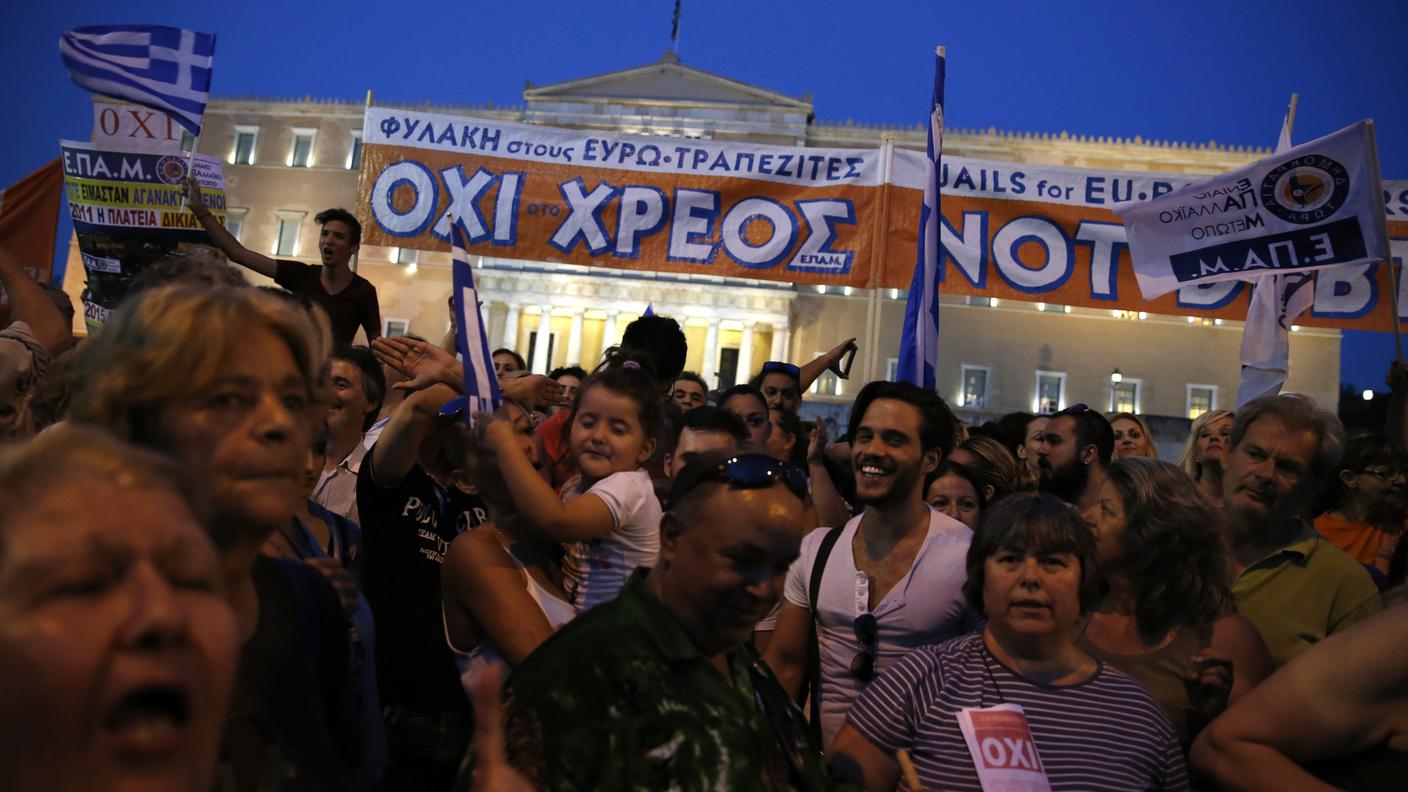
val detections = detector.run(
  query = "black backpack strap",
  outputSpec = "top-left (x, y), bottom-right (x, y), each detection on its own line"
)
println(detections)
top-left (803, 525), bottom-right (845, 745)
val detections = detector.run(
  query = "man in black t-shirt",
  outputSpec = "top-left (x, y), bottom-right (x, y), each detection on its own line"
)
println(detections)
top-left (356, 381), bottom-right (486, 790)
top-left (185, 177), bottom-right (380, 344)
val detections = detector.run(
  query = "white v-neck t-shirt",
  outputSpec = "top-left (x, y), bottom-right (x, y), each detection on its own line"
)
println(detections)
top-left (782, 507), bottom-right (979, 748)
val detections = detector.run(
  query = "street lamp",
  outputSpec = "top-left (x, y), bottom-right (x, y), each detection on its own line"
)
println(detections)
top-left (1109, 368), bottom-right (1123, 411)
top-left (1363, 389), bottom-right (1375, 401)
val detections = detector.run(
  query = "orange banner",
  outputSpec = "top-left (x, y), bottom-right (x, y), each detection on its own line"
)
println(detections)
top-left (357, 106), bottom-right (1407, 331)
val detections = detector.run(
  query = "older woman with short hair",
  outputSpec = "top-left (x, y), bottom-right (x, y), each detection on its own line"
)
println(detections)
top-left (1082, 457), bottom-right (1273, 747)
top-left (69, 283), bottom-right (372, 789)
top-left (0, 425), bottom-right (238, 792)
top-left (831, 492), bottom-right (1188, 791)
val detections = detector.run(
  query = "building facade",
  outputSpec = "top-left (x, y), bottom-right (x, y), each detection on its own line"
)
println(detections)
top-left (64, 53), bottom-right (1341, 439)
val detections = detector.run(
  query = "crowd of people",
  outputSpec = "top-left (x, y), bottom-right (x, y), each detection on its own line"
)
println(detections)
top-left (0, 193), bottom-right (1405, 792)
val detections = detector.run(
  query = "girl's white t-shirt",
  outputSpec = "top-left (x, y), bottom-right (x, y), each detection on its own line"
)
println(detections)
top-left (561, 469), bottom-right (662, 611)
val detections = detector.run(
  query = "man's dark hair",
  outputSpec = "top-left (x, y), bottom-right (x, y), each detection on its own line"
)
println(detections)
top-left (492, 348), bottom-right (527, 371)
top-left (773, 408), bottom-right (809, 468)
top-left (673, 370), bottom-right (710, 395)
top-left (314, 208), bottom-right (362, 244)
top-left (747, 364), bottom-right (801, 393)
top-left (994, 411), bottom-right (1037, 458)
top-left (330, 344), bottom-right (385, 431)
top-left (675, 405), bottom-right (749, 447)
top-left (846, 380), bottom-right (958, 458)
top-left (1055, 406), bottom-right (1114, 468)
top-left (549, 365), bottom-right (588, 381)
top-left (717, 384), bottom-right (767, 416)
top-left (621, 315), bottom-right (687, 386)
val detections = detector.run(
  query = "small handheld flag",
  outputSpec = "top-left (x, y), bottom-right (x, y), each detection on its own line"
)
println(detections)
top-left (59, 25), bottom-right (215, 136)
top-left (452, 223), bottom-right (503, 425)
top-left (896, 47), bottom-right (946, 389)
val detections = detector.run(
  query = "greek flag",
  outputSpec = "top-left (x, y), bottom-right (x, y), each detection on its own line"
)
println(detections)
top-left (452, 223), bottom-right (503, 426)
top-left (897, 47), bottom-right (946, 389)
top-left (59, 25), bottom-right (216, 136)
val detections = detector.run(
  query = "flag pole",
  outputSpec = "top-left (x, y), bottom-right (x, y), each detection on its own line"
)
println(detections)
top-left (1363, 119), bottom-right (1401, 361)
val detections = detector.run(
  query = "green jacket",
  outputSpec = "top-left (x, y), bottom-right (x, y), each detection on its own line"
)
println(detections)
top-left (457, 569), bottom-right (843, 791)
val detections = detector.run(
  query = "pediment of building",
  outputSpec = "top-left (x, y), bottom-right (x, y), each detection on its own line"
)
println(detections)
top-left (524, 52), bottom-right (812, 112)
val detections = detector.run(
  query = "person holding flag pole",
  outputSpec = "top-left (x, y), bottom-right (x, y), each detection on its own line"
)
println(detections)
top-left (896, 47), bottom-right (945, 390)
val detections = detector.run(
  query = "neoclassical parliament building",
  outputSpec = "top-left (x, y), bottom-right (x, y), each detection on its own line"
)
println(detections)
top-left (64, 53), bottom-right (1340, 447)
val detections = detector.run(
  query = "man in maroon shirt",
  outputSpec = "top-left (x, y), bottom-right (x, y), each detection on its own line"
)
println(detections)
top-left (185, 177), bottom-right (381, 345)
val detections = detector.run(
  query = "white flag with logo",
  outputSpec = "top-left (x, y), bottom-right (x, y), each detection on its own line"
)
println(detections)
top-left (1118, 120), bottom-right (1389, 300)
top-left (1237, 106), bottom-right (1314, 407)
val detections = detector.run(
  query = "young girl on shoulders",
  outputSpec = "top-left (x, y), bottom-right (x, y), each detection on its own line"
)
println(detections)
top-left (480, 350), bottom-right (663, 611)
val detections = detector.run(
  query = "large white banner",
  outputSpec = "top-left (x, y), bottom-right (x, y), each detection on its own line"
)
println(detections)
top-left (1118, 121), bottom-right (1390, 299)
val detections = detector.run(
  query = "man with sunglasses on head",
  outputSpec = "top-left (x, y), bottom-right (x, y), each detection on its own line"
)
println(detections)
top-left (762, 381), bottom-right (979, 751)
top-left (459, 452), bottom-right (839, 791)
top-left (749, 337), bottom-right (859, 415)
top-left (1036, 403), bottom-right (1114, 524)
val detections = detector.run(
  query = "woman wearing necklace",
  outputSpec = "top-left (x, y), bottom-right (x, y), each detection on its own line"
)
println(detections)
top-left (1081, 457), bottom-right (1273, 749)
top-left (830, 492), bottom-right (1189, 791)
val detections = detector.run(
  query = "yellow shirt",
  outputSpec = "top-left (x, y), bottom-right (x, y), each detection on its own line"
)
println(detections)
top-left (1233, 523), bottom-right (1381, 668)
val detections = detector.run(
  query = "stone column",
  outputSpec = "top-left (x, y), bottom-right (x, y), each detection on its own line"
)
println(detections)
top-left (737, 321), bottom-right (756, 384)
top-left (701, 319), bottom-right (720, 385)
top-left (602, 313), bottom-right (619, 351)
top-left (565, 311), bottom-right (584, 366)
top-left (502, 303), bottom-right (520, 352)
top-left (531, 308), bottom-right (552, 373)
top-left (768, 320), bottom-right (787, 363)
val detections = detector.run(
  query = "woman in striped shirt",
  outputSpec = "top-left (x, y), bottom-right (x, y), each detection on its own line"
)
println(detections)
top-left (830, 492), bottom-right (1189, 791)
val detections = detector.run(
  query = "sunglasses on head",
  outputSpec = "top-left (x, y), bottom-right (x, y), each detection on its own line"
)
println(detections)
top-left (1055, 402), bottom-right (1091, 417)
top-left (760, 361), bottom-right (801, 379)
top-left (667, 454), bottom-right (808, 508)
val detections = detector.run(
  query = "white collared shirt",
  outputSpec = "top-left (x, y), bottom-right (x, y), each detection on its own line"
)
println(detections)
top-left (312, 438), bottom-right (369, 526)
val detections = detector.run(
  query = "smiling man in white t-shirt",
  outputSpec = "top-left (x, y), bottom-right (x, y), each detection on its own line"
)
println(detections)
top-left (762, 380), bottom-right (980, 748)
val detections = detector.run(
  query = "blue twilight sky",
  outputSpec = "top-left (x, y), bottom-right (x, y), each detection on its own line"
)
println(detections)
top-left (3, 0), bottom-right (1405, 391)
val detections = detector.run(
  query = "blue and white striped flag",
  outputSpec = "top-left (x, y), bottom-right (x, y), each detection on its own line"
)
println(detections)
top-left (452, 223), bottom-right (503, 426)
top-left (59, 25), bottom-right (216, 136)
top-left (897, 47), bottom-right (946, 389)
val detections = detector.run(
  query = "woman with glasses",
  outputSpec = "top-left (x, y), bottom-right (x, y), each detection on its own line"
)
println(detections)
top-left (1315, 433), bottom-right (1404, 580)
top-left (830, 492), bottom-right (1189, 791)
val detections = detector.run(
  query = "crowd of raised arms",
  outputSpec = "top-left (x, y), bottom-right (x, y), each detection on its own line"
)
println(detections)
top-left (0, 197), bottom-right (1405, 792)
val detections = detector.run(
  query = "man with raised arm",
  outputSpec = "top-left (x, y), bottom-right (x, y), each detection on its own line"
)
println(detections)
top-left (184, 176), bottom-right (380, 345)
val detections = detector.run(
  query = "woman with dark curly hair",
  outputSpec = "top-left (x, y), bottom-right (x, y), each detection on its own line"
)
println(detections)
top-left (1079, 456), bottom-right (1273, 748)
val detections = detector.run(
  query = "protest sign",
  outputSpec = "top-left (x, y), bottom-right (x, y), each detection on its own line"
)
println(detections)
top-left (60, 139), bottom-right (227, 331)
top-left (92, 99), bottom-right (188, 153)
top-left (956, 704), bottom-right (1052, 792)
top-left (357, 106), bottom-right (911, 288)
top-left (357, 106), bottom-right (1408, 331)
top-left (1118, 121), bottom-right (1389, 299)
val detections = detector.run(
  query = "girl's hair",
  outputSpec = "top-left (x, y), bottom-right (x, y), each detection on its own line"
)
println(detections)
top-left (1104, 457), bottom-right (1233, 638)
top-left (962, 491), bottom-right (1101, 615)
top-left (1108, 412), bottom-right (1158, 458)
top-left (956, 435), bottom-right (1025, 501)
top-left (924, 460), bottom-right (988, 511)
top-left (1177, 409), bottom-right (1233, 480)
top-left (569, 346), bottom-right (662, 445)
top-left (68, 283), bottom-right (329, 446)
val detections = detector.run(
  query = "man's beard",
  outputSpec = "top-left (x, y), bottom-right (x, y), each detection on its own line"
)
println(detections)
top-left (1039, 458), bottom-right (1088, 503)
